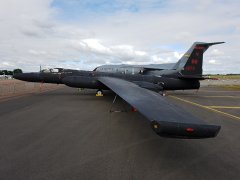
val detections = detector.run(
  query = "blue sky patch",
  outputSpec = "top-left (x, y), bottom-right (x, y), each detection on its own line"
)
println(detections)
top-left (51, 0), bottom-right (167, 21)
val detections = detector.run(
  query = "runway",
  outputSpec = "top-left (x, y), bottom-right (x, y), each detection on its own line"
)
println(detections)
top-left (0, 86), bottom-right (240, 180)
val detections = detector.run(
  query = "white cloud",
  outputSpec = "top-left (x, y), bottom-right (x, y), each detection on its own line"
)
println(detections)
top-left (29, 50), bottom-right (48, 56)
top-left (2, 61), bottom-right (14, 67)
top-left (208, 59), bottom-right (218, 65)
top-left (74, 39), bottom-right (112, 55)
top-left (0, 0), bottom-right (239, 73)
top-left (69, 39), bottom-right (149, 64)
top-left (209, 49), bottom-right (225, 56)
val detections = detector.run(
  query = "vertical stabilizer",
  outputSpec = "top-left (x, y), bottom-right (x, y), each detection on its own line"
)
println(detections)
top-left (173, 42), bottom-right (225, 77)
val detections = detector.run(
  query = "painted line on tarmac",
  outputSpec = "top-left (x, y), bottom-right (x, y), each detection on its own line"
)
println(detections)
top-left (172, 95), bottom-right (240, 98)
top-left (200, 90), bottom-right (240, 93)
top-left (206, 106), bottom-right (240, 109)
top-left (201, 96), bottom-right (240, 98)
top-left (169, 95), bottom-right (240, 120)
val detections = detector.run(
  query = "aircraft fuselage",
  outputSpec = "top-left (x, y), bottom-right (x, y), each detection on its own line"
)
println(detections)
top-left (14, 70), bottom-right (200, 92)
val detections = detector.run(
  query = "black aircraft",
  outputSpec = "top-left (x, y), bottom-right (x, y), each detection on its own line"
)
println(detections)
top-left (14, 42), bottom-right (224, 139)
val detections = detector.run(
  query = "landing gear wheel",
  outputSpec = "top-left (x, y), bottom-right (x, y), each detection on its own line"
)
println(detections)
top-left (96, 89), bottom-right (103, 96)
top-left (161, 91), bottom-right (166, 96)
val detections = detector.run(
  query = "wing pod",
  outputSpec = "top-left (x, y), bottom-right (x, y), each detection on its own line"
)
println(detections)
top-left (151, 121), bottom-right (220, 139)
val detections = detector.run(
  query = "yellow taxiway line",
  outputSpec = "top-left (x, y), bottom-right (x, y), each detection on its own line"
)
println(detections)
top-left (170, 95), bottom-right (240, 98)
top-left (169, 95), bottom-right (240, 120)
top-left (206, 106), bottom-right (240, 109)
top-left (200, 90), bottom-right (240, 93)
top-left (202, 96), bottom-right (240, 98)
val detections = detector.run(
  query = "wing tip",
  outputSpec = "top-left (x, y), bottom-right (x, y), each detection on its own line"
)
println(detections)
top-left (151, 121), bottom-right (221, 139)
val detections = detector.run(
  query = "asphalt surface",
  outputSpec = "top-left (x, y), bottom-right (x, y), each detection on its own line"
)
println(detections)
top-left (0, 80), bottom-right (59, 98)
top-left (0, 86), bottom-right (240, 180)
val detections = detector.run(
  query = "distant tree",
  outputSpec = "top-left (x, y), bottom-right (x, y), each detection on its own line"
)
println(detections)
top-left (2, 70), bottom-right (8, 75)
top-left (0, 71), bottom-right (3, 75)
top-left (13, 69), bottom-right (23, 74)
top-left (7, 71), bottom-right (13, 75)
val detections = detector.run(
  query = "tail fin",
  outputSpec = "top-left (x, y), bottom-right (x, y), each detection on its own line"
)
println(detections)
top-left (173, 42), bottom-right (225, 77)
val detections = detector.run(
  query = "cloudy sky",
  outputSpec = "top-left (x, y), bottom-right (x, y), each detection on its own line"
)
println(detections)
top-left (0, 0), bottom-right (239, 74)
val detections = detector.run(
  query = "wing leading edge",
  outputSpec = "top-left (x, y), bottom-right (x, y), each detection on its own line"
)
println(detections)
top-left (98, 77), bottom-right (220, 139)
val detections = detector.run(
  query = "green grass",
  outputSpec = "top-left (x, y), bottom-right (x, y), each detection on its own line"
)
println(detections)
top-left (209, 84), bottom-right (240, 90)
top-left (207, 75), bottom-right (240, 79)
top-left (221, 85), bottom-right (240, 90)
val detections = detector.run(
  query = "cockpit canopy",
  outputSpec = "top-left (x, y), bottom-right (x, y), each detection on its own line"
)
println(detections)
top-left (41, 68), bottom-right (64, 73)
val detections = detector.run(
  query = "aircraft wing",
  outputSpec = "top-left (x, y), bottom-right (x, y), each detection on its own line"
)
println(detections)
top-left (98, 77), bottom-right (220, 139)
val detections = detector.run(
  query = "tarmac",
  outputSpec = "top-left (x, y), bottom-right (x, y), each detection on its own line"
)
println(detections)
top-left (0, 80), bottom-right (60, 99)
top-left (0, 84), bottom-right (240, 180)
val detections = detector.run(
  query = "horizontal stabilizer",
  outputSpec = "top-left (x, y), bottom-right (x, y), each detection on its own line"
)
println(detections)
top-left (178, 75), bottom-right (206, 80)
top-left (201, 42), bottom-right (225, 46)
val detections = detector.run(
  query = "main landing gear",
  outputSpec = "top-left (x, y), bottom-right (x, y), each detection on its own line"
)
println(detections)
top-left (160, 90), bottom-right (167, 96)
top-left (158, 82), bottom-right (166, 96)
top-left (96, 89), bottom-right (103, 97)
top-left (109, 95), bottom-right (137, 113)
top-left (109, 95), bottom-right (126, 113)
top-left (195, 89), bottom-right (199, 94)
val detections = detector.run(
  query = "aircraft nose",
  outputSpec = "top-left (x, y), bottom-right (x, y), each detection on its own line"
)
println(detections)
top-left (13, 73), bottom-right (24, 80)
top-left (13, 73), bottom-right (42, 82)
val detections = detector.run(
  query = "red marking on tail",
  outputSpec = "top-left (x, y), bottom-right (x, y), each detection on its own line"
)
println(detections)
top-left (185, 66), bottom-right (196, 71)
top-left (191, 59), bottom-right (198, 65)
top-left (195, 46), bottom-right (204, 50)
top-left (186, 128), bottom-right (194, 132)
